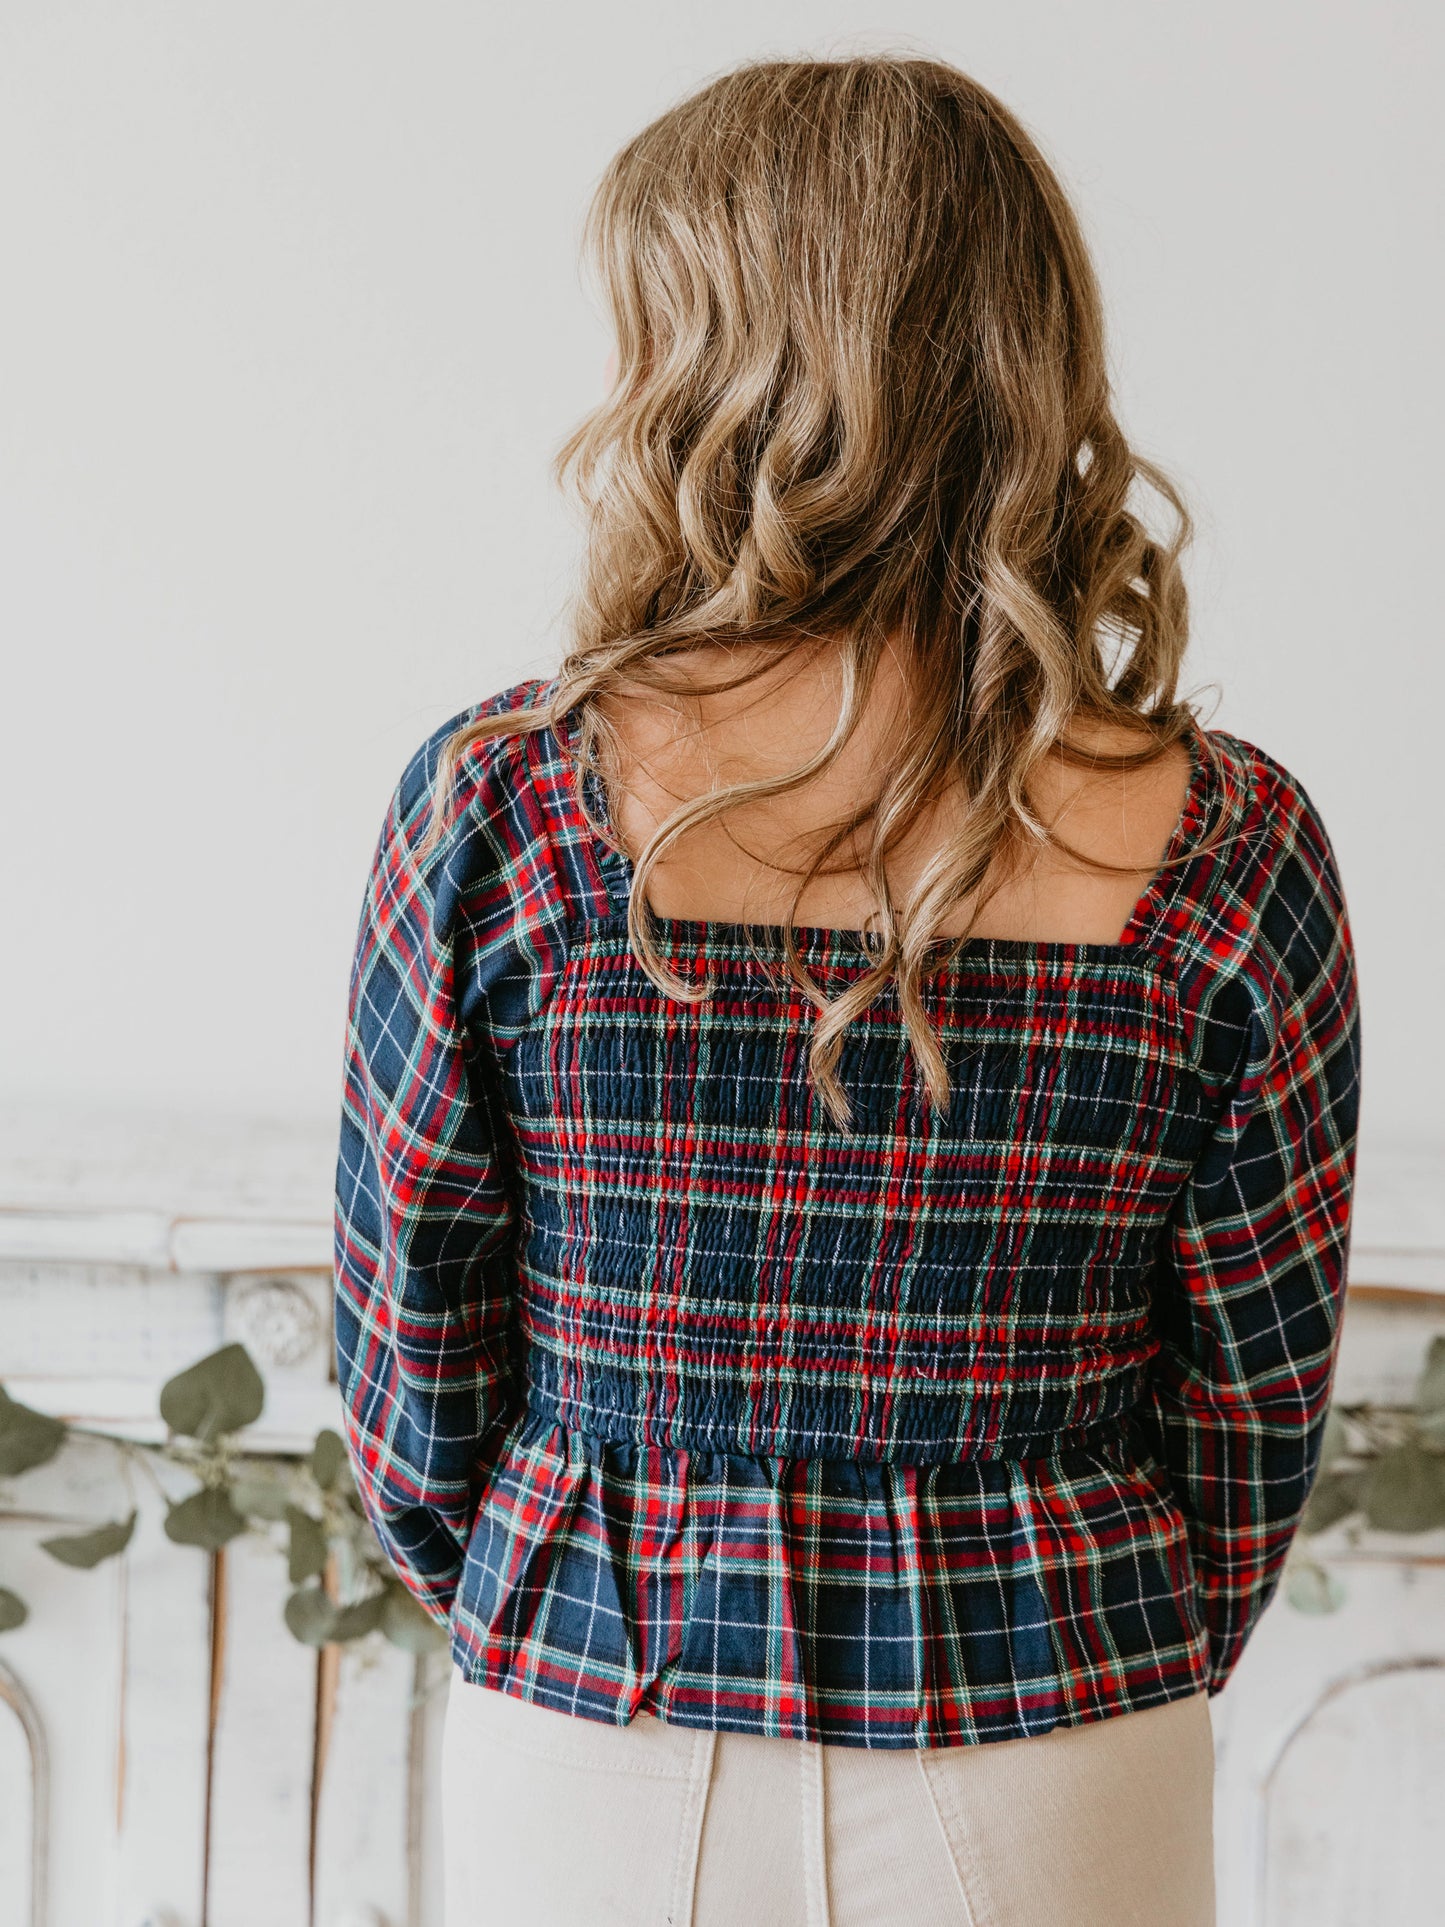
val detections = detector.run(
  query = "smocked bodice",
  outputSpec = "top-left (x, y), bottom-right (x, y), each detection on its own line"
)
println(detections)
top-left (507, 911), bottom-right (1209, 1462)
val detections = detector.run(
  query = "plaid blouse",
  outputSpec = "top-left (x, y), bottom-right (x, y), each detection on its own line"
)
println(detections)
top-left (333, 672), bottom-right (1361, 1749)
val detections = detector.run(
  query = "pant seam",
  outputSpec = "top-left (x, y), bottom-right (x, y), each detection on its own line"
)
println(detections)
top-left (915, 1749), bottom-right (984, 1927)
top-left (669, 1725), bottom-right (717, 1926)
top-left (802, 1740), bottom-right (831, 1927)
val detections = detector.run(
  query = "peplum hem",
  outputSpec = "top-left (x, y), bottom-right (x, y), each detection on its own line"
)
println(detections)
top-left (447, 1407), bottom-right (1212, 1750)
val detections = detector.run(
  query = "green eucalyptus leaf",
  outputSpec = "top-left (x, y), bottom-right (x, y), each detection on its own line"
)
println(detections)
top-left (1285, 1560), bottom-right (1345, 1614)
top-left (229, 1468), bottom-right (293, 1523)
top-left (329, 1591), bottom-right (387, 1642)
top-left (1302, 1471), bottom-right (1363, 1534)
top-left (1362, 1441), bottom-right (1445, 1533)
top-left (285, 1583), bottom-right (338, 1646)
top-left (165, 1486), bottom-right (249, 1549)
top-left (159, 1343), bottom-right (265, 1443)
top-left (0, 1587), bottom-right (28, 1632)
top-left (1415, 1335), bottom-right (1445, 1418)
top-left (0, 1387), bottom-right (67, 1476)
top-left (40, 1510), bottom-right (137, 1568)
top-left (311, 1429), bottom-right (349, 1491)
top-left (286, 1505), bottom-right (328, 1584)
top-left (380, 1583), bottom-right (449, 1654)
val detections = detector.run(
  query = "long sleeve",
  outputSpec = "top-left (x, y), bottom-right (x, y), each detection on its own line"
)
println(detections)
top-left (1132, 757), bottom-right (1362, 1692)
top-left (332, 687), bottom-right (565, 1625)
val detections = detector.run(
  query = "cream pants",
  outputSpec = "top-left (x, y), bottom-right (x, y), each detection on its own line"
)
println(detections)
top-left (441, 1667), bottom-right (1216, 1926)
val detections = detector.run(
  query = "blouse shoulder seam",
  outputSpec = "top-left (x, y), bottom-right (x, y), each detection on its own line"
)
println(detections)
top-left (1146, 728), bottom-right (1292, 1068)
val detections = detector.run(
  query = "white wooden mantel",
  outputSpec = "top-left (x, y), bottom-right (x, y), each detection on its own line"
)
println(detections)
top-left (0, 1108), bottom-right (443, 1927)
top-left (0, 1105), bottom-right (1442, 1926)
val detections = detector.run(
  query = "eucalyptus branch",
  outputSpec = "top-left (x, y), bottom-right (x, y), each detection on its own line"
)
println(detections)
top-left (1285, 1333), bottom-right (1445, 1614)
top-left (0, 1342), bottom-right (446, 1654)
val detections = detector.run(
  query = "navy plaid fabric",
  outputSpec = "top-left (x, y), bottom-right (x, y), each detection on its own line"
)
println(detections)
top-left (334, 673), bottom-right (1360, 1747)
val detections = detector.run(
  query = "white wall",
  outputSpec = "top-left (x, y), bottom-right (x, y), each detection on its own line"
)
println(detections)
top-left (0, 2), bottom-right (1438, 1162)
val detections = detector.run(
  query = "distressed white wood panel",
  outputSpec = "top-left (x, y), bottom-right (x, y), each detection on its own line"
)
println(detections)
top-left (0, 1434), bottom-right (127, 1927)
top-left (2, 1259), bottom-right (342, 1454)
top-left (1349, 1143), bottom-right (1445, 1287)
top-left (0, 1213), bottom-right (330, 1273)
top-left (1213, 1560), bottom-right (1445, 1926)
top-left (112, 1484), bottom-right (211, 1927)
top-left (0, 1659), bottom-right (42, 1927)
top-left (312, 1639), bottom-right (415, 1927)
top-left (1262, 1662), bottom-right (1445, 1926)
top-left (410, 1655), bottom-right (450, 1927)
top-left (0, 1216), bottom-right (175, 1269)
top-left (0, 1262), bottom-right (226, 1380)
top-left (0, 1109), bottom-right (335, 1276)
top-left (0, 1110), bottom-right (337, 1228)
top-left (1331, 1286), bottom-right (1445, 1406)
top-left (205, 1529), bottom-right (317, 1927)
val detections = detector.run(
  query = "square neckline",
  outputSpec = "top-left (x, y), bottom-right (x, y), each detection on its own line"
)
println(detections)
top-left (550, 687), bottom-right (1213, 966)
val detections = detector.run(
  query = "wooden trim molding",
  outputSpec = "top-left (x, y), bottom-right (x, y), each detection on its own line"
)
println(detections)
top-left (0, 1656), bottom-right (49, 1927)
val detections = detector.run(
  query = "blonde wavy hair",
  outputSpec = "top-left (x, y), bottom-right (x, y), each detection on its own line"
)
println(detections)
top-left (430, 52), bottom-right (1207, 1128)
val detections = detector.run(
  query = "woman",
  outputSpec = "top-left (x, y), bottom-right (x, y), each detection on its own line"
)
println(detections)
top-left (333, 54), bottom-right (1361, 1926)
